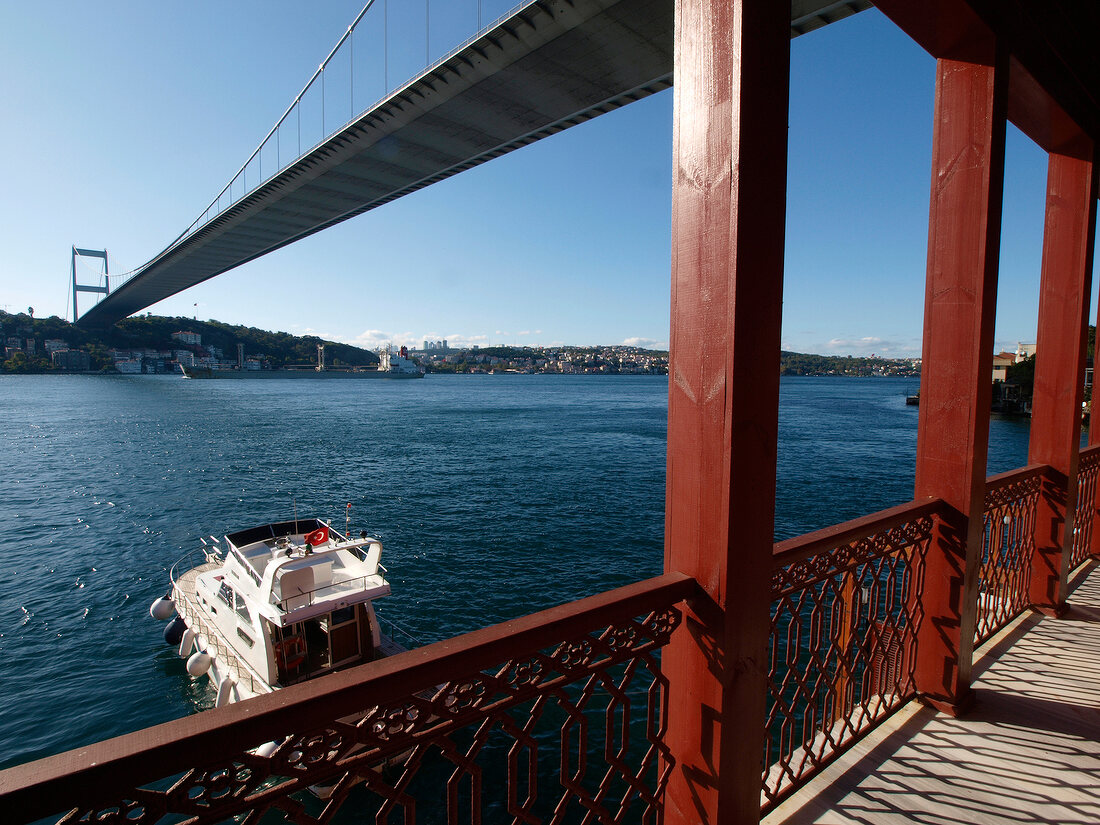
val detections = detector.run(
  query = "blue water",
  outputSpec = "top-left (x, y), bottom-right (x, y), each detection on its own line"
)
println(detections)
top-left (0, 374), bottom-right (1036, 771)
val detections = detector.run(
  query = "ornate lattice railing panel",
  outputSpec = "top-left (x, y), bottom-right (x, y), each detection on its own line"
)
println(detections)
top-left (1, 574), bottom-right (697, 825)
top-left (1071, 446), bottom-right (1100, 570)
top-left (976, 466), bottom-right (1043, 644)
top-left (762, 502), bottom-right (936, 811)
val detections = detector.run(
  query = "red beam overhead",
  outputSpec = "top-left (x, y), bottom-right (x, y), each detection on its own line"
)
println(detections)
top-left (1008, 60), bottom-right (1093, 158)
top-left (874, 0), bottom-right (1100, 153)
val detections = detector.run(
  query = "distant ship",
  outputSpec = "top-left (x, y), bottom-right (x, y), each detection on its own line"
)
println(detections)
top-left (181, 344), bottom-right (424, 379)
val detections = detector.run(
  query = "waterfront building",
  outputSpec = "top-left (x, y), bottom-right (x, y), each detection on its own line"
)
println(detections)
top-left (992, 351), bottom-right (1017, 382)
top-left (49, 349), bottom-right (90, 371)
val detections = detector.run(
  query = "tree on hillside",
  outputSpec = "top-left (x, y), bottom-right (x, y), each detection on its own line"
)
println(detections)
top-left (1005, 354), bottom-right (1036, 398)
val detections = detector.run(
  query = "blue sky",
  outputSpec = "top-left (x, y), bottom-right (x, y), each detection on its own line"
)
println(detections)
top-left (1, 2), bottom-right (1093, 356)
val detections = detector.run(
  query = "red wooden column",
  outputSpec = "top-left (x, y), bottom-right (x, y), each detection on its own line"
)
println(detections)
top-left (661, 0), bottom-right (789, 820)
top-left (913, 46), bottom-right (1007, 714)
top-left (1091, 156), bottom-right (1100, 560)
top-left (1029, 145), bottom-right (1098, 608)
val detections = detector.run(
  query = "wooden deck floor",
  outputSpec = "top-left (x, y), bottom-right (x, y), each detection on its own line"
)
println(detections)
top-left (765, 562), bottom-right (1100, 825)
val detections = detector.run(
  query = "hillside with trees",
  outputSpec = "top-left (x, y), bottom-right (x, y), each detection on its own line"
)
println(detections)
top-left (779, 351), bottom-right (920, 377)
top-left (0, 311), bottom-right (378, 373)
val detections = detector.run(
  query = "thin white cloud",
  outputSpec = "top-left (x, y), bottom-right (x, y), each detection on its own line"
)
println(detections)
top-left (622, 336), bottom-right (668, 350)
top-left (346, 329), bottom-right (403, 349)
top-left (442, 334), bottom-right (489, 349)
top-left (347, 331), bottom-right (494, 350)
top-left (822, 336), bottom-right (920, 357)
top-left (994, 338), bottom-right (1035, 355)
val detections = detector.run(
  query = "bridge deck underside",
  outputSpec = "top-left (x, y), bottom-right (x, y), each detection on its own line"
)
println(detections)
top-left (79, 0), bottom-right (874, 326)
top-left (80, 0), bottom-right (676, 325)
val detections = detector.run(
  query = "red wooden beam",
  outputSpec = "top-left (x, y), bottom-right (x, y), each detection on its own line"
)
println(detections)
top-left (872, 0), bottom-right (992, 62)
top-left (662, 0), bottom-right (789, 820)
top-left (912, 42), bottom-right (1007, 715)
top-left (874, 0), bottom-right (1100, 156)
top-left (1029, 145), bottom-right (1098, 610)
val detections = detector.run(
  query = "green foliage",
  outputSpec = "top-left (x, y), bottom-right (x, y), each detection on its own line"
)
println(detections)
top-left (1005, 354), bottom-right (1036, 397)
top-left (0, 311), bottom-right (379, 373)
top-left (2, 351), bottom-right (32, 373)
top-left (778, 351), bottom-right (918, 377)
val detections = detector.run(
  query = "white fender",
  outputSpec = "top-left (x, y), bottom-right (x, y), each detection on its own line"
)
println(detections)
top-left (215, 674), bottom-right (237, 708)
top-left (253, 739), bottom-right (282, 759)
top-left (186, 650), bottom-right (212, 677)
top-left (178, 628), bottom-right (196, 658)
top-left (150, 597), bottom-right (175, 620)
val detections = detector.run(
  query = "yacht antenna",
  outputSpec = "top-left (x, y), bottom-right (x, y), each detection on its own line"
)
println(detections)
top-left (292, 497), bottom-right (299, 534)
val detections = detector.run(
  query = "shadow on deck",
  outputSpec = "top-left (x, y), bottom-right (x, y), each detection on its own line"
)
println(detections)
top-left (766, 562), bottom-right (1100, 825)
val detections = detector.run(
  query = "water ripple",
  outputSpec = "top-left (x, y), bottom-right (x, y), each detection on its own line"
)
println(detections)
top-left (0, 373), bottom-right (1035, 772)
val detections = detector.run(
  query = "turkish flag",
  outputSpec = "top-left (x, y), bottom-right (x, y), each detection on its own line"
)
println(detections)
top-left (304, 525), bottom-right (329, 546)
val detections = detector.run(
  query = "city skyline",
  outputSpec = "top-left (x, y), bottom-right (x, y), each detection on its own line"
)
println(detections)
top-left (2, 2), bottom-right (1093, 357)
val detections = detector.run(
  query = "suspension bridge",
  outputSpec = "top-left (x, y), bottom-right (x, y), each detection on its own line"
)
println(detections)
top-left (72, 0), bottom-right (868, 327)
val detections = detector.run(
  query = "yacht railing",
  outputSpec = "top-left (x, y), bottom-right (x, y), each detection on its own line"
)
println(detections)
top-left (167, 546), bottom-right (223, 589)
top-left (167, 546), bottom-right (270, 698)
top-left (374, 604), bottom-right (424, 650)
top-left (274, 569), bottom-right (388, 613)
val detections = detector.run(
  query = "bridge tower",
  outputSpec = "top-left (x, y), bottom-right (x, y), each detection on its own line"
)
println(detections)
top-left (71, 247), bottom-right (109, 323)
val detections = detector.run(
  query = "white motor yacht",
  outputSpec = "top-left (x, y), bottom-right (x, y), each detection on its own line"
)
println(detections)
top-left (152, 518), bottom-right (402, 707)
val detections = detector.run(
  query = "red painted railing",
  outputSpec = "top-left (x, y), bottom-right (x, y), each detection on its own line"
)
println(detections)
top-left (975, 465), bottom-right (1044, 644)
top-left (0, 574), bottom-right (697, 825)
top-left (761, 500), bottom-right (941, 811)
top-left (1071, 445), bottom-right (1100, 569)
